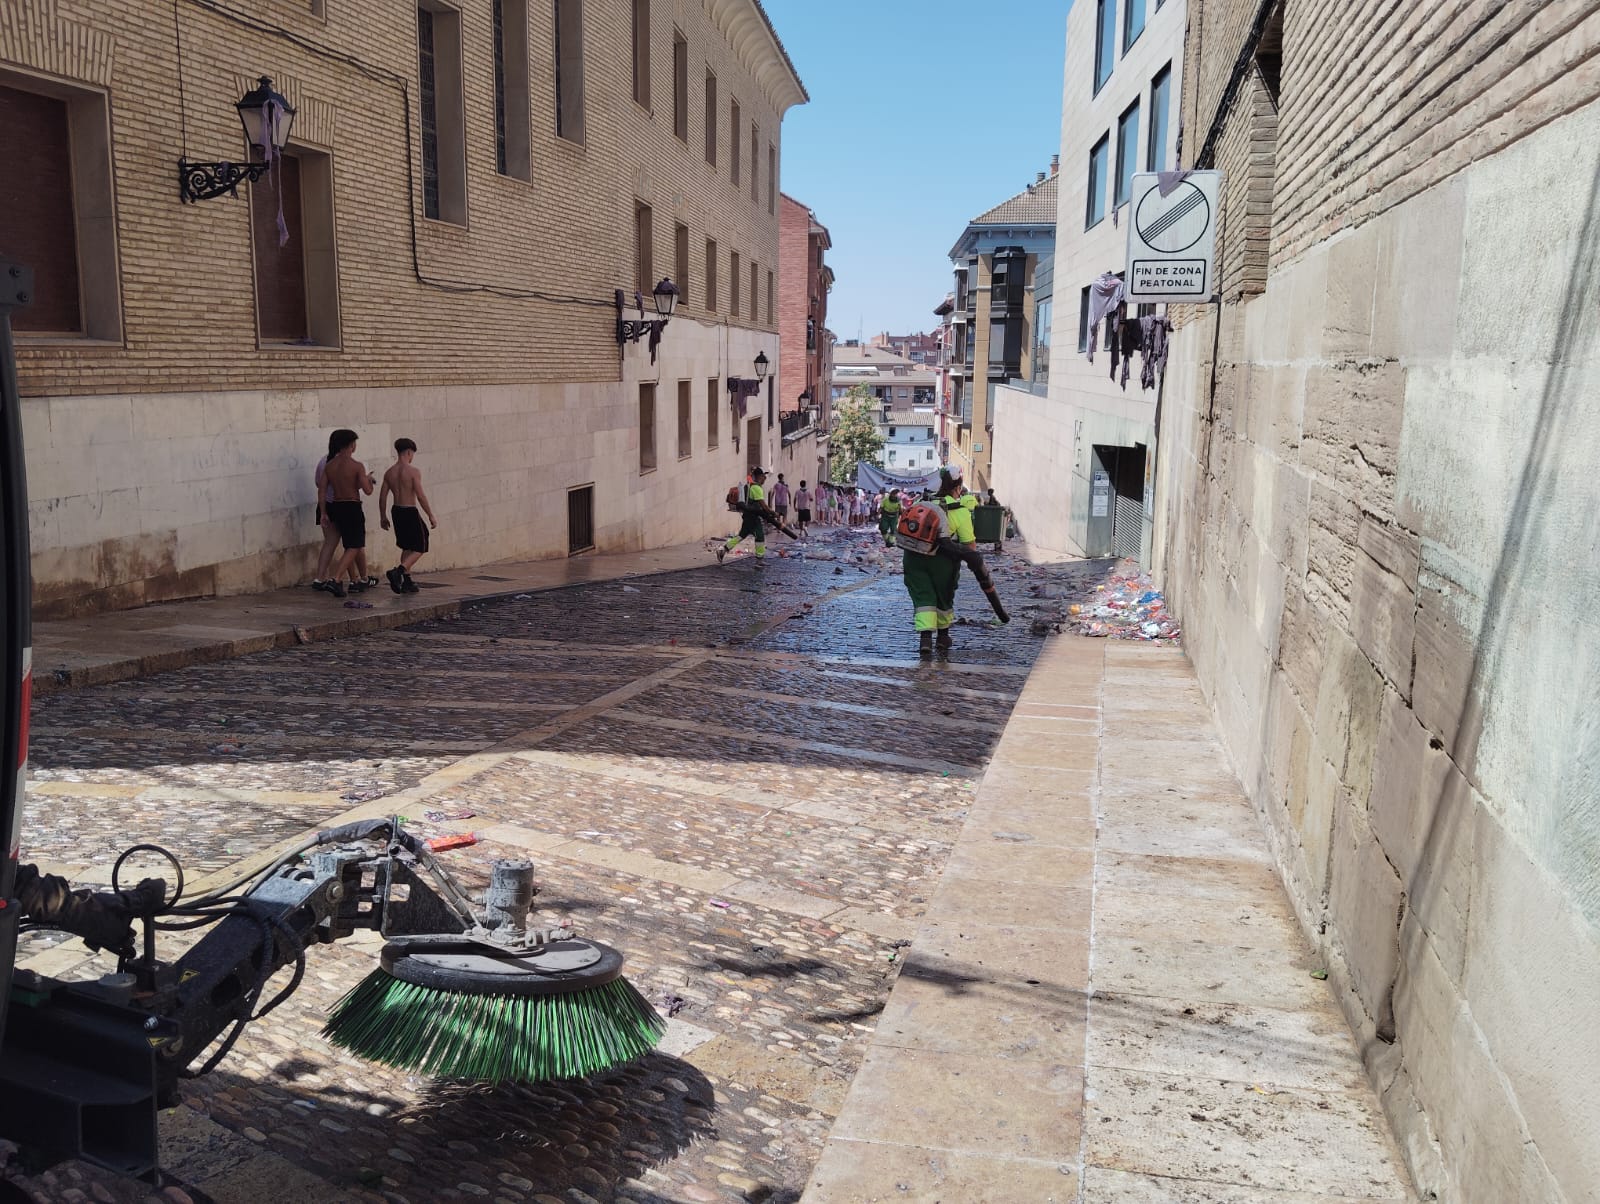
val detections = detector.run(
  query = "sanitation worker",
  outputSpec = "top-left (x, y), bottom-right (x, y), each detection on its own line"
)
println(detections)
top-left (896, 471), bottom-right (963, 656)
top-left (718, 467), bottom-right (775, 566)
top-left (877, 489), bottom-right (904, 548)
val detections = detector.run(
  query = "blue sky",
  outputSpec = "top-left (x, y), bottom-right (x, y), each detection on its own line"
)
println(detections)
top-left (766, 0), bottom-right (1071, 338)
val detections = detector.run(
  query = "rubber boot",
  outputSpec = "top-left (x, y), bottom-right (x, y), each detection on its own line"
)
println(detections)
top-left (936, 629), bottom-right (953, 651)
top-left (918, 631), bottom-right (934, 658)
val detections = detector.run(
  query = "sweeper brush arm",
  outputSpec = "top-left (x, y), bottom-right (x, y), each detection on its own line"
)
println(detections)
top-left (0, 817), bottom-right (511, 1181)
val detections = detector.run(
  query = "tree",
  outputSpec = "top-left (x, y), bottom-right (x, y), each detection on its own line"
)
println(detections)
top-left (828, 385), bottom-right (886, 484)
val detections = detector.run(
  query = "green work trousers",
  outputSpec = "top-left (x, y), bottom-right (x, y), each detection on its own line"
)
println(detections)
top-left (902, 551), bottom-right (958, 632)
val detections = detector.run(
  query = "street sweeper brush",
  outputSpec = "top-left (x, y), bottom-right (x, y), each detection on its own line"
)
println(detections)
top-left (323, 933), bottom-right (665, 1082)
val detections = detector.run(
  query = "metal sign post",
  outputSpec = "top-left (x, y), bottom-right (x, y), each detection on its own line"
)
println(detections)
top-left (1125, 171), bottom-right (1223, 302)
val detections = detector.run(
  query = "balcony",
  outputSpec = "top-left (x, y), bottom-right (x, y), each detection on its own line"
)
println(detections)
top-left (780, 408), bottom-right (816, 445)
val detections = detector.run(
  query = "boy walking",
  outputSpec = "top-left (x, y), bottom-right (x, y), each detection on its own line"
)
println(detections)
top-left (323, 429), bottom-right (374, 599)
top-left (794, 480), bottom-right (812, 536)
top-left (772, 474), bottom-right (791, 526)
top-left (379, 438), bottom-right (437, 593)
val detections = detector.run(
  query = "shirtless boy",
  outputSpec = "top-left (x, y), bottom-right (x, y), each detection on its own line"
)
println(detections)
top-left (379, 437), bottom-right (437, 593)
top-left (323, 429), bottom-right (375, 599)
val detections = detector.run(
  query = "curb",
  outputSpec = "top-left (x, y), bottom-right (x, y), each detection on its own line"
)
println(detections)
top-left (31, 557), bottom-right (719, 696)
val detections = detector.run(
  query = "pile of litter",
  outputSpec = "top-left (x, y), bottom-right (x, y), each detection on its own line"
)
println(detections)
top-left (1024, 560), bottom-right (1180, 642)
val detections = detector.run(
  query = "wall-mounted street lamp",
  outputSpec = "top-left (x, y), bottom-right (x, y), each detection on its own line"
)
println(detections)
top-left (179, 77), bottom-right (296, 203)
top-left (753, 351), bottom-right (769, 381)
top-left (616, 278), bottom-right (679, 363)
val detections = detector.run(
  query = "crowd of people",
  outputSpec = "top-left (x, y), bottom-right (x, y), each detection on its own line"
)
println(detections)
top-left (311, 429), bottom-right (437, 599)
top-left (717, 466), bottom-right (1009, 655)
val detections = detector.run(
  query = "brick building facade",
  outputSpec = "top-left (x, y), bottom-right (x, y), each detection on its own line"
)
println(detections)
top-left (0, 0), bottom-right (803, 615)
top-left (1152, 3), bottom-right (1600, 1200)
top-left (776, 192), bottom-right (831, 419)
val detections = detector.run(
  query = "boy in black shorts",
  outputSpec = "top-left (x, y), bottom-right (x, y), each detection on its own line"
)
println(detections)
top-left (323, 429), bottom-right (374, 599)
top-left (379, 437), bottom-right (437, 592)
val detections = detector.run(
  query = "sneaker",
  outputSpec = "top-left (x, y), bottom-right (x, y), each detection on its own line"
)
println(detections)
top-left (330, 580), bottom-right (347, 599)
top-left (311, 579), bottom-right (327, 592)
top-left (348, 579), bottom-right (367, 593)
top-left (402, 575), bottom-right (420, 594)
top-left (716, 547), bottom-right (726, 564)
top-left (386, 566), bottom-right (405, 594)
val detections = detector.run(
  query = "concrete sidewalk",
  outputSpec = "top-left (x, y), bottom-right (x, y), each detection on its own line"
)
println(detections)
top-left (29, 541), bottom-right (719, 693)
top-left (802, 637), bottom-right (1415, 1203)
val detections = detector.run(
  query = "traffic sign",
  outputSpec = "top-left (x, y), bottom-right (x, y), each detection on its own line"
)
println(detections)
top-left (1125, 171), bottom-right (1222, 301)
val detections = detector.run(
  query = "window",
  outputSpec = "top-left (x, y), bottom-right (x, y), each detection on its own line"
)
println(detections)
top-left (768, 144), bottom-right (777, 214)
top-left (554, 0), bottom-right (585, 142)
top-left (674, 222), bottom-right (689, 307)
top-left (730, 99), bottom-right (741, 186)
top-left (1094, 0), bottom-right (1116, 93)
top-left (0, 75), bottom-right (120, 340)
top-left (1148, 63), bottom-right (1171, 172)
top-left (418, 3), bottom-right (466, 224)
top-left (705, 238), bottom-right (718, 311)
top-left (631, 0), bottom-right (650, 108)
top-left (1123, 0), bottom-right (1145, 51)
top-left (989, 319), bottom-right (1008, 367)
top-left (1032, 298), bottom-right (1052, 385)
top-left (888, 427), bottom-right (897, 438)
top-left (731, 250), bottom-right (741, 316)
top-left (1115, 99), bottom-right (1140, 209)
top-left (750, 123), bottom-right (759, 202)
top-left (639, 383), bottom-right (657, 472)
top-left (251, 146), bottom-right (340, 347)
top-left (766, 269), bottom-right (774, 327)
top-left (672, 30), bottom-right (688, 140)
top-left (1086, 133), bottom-right (1109, 228)
top-left (991, 264), bottom-right (1008, 310)
top-left (707, 378), bottom-right (720, 448)
top-left (750, 259), bottom-right (758, 323)
top-left (677, 380), bottom-right (692, 458)
top-left (492, 0), bottom-right (531, 180)
top-left (888, 450), bottom-right (896, 464)
top-left (1078, 286), bottom-right (1092, 352)
top-left (635, 201), bottom-right (653, 297)
top-left (1256, 1), bottom-right (1284, 107)
top-left (704, 69), bottom-right (717, 164)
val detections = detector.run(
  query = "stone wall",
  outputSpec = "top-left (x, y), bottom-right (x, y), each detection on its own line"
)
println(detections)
top-left (1155, 51), bottom-right (1600, 1203)
top-left (3, 0), bottom-right (800, 611)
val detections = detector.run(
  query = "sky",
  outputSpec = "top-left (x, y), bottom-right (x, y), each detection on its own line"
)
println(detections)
top-left (765, 0), bottom-right (1071, 339)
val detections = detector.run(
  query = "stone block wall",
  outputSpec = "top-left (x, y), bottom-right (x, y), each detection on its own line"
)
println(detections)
top-left (1157, 4), bottom-right (1600, 1199)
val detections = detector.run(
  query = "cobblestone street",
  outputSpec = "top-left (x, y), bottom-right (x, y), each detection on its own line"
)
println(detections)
top-left (14, 533), bottom-right (1108, 1204)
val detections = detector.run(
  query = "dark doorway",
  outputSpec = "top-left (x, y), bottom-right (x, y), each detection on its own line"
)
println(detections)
top-left (746, 418), bottom-right (762, 471)
top-left (567, 484), bottom-right (595, 555)
top-left (1087, 443), bottom-right (1147, 561)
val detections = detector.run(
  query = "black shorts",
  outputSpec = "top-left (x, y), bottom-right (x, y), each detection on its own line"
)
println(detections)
top-left (326, 500), bottom-right (366, 550)
top-left (797, 508), bottom-right (811, 522)
top-left (392, 505), bottom-right (428, 554)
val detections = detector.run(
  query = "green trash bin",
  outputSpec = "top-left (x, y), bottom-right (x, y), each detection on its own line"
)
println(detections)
top-left (970, 504), bottom-right (1005, 546)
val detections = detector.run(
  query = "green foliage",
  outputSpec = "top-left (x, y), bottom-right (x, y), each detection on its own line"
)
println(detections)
top-left (829, 385), bottom-right (886, 484)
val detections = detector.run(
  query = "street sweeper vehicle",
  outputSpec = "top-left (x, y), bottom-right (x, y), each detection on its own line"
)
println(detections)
top-left (0, 262), bottom-right (663, 1187)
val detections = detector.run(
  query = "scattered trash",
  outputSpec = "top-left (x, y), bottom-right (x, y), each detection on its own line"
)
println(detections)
top-left (343, 600), bottom-right (374, 610)
top-left (1310, 968), bottom-right (1329, 980)
top-left (992, 831), bottom-right (1033, 842)
top-left (514, 593), bottom-right (532, 600)
top-left (423, 809), bottom-right (475, 822)
top-left (341, 788), bottom-right (387, 803)
top-left (621, 585), bottom-right (640, 593)
top-left (708, 899), bottom-right (731, 909)
top-left (208, 742), bottom-right (243, 756)
top-left (426, 832), bottom-right (478, 852)
top-left (293, 626), bottom-right (312, 645)
top-left (659, 994), bottom-right (686, 1018)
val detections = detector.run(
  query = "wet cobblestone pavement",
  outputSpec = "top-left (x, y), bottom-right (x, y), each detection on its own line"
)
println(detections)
top-left (12, 531), bottom-right (1114, 1203)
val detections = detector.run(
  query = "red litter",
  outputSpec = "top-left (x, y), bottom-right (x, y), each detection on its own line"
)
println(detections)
top-left (426, 832), bottom-right (478, 852)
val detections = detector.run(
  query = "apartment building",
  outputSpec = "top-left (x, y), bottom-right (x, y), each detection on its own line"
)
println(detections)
top-left (1, 0), bottom-right (804, 615)
top-left (942, 164), bottom-right (1057, 490)
top-left (991, 0), bottom-right (1183, 563)
top-left (868, 330), bottom-right (938, 365)
top-left (830, 343), bottom-right (935, 409)
top-left (1147, 5), bottom-right (1600, 1201)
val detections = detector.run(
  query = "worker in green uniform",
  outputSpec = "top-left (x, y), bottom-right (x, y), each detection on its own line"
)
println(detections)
top-left (718, 467), bottom-right (774, 565)
top-left (899, 470), bottom-right (964, 656)
top-left (877, 490), bottom-right (904, 547)
top-left (938, 469), bottom-right (1010, 624)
